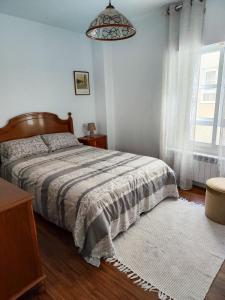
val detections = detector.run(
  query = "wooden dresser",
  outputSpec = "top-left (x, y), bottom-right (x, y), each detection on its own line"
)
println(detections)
top-left (0, 178), bottom-right (45, 300)
top-left (78, 134), bottom-right (107, 149)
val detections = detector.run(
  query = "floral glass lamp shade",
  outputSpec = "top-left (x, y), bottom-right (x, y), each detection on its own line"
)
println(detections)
top-left (86, 1), bottom-right (136, 41)
top-left (87, 123), bottom-right (96, 136)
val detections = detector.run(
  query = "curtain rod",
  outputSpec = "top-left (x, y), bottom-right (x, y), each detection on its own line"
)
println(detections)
top-left (167, 0), bottom-right (204, 15)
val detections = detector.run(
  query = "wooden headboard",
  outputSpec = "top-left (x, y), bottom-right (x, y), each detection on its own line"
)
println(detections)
top-left (0, 112), bottom-right (74, 143)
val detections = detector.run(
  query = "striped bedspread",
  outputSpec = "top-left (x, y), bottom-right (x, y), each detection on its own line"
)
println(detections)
top-left (1, 145), bottom-right (179, 266)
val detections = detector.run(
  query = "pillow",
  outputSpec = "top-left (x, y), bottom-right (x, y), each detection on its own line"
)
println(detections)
top-left (0, 135), bottom-right (49, 163)
top-left (41, 132), bottom-right (80, 152)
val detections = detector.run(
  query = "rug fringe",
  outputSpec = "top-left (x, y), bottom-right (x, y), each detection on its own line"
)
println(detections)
top-left (105, 257), bottom-right (173, 300)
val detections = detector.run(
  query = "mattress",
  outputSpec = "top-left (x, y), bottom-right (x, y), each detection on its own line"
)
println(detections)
top-left (1, 145), bottom-right (179, 266)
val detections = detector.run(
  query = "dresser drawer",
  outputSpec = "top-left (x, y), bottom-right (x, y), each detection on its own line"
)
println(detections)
top-left (96, 138), bottom-right (107, 149)
top-left (0, 179), bottom-right (45, 300)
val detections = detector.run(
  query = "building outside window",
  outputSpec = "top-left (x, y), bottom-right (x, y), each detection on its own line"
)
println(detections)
top-left (194, 43), bottom-right (225, 154)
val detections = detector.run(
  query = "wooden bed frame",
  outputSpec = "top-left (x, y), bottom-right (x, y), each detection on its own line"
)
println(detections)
top-left (0, 112), bottom-right (74, 143)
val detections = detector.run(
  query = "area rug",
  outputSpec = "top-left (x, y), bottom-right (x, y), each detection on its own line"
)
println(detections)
top-left (106, 199), bottom-right (225, 300)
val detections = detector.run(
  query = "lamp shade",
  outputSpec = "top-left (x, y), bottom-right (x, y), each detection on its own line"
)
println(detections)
top-left (87, 123), bottom-right (96, 132)
top-left (86, 1), bottom-right (136, 41)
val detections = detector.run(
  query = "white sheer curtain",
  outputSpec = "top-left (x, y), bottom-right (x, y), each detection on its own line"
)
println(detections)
top-left (218, 73), bottom-right (225, 176)
top-left (160, 0), bottom-right (206, 190)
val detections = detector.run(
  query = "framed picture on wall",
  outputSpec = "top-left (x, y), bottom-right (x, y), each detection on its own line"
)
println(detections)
top-left (73, 71), bottom-right (90, 95)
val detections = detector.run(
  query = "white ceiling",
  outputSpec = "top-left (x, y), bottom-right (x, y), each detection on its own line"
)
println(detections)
top-left (0, 0), bottom-right (173, 33)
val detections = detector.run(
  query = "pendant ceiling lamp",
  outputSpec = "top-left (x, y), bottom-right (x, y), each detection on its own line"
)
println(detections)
top-left (86, 1), bottom-right (136, 41)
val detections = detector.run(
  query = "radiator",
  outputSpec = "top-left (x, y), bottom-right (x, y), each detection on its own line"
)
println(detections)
top-left (193, 155), bottom-right (219, 186)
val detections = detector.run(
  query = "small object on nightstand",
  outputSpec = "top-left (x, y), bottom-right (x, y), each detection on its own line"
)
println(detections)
top-left (87, 123), bottom-right (96, 137)
top-left (78, 134), bottom-right (107, 149)
top-left (0, 178), bottom-right (45, 300)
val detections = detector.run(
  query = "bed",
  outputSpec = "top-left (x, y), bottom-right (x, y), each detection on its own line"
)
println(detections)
top-left (0, 112), bottom-right (179, 266)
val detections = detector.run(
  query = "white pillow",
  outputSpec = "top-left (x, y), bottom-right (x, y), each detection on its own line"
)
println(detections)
top-left (41, 132), bottom-right (80, 152)
top-left (0, 135), bottom-right (49, 163)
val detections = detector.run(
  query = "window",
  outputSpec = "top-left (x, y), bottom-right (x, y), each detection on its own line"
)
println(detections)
top-left (194, 43), bottom-right (225, 155)
top-left (204, 70), bottom-right (217, 84)
top-left (202, 91), bottom-right (216, 103)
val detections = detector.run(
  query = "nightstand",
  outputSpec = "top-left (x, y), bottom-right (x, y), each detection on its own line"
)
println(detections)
top-left (0, 178), bottom-right (45, 300)
top-left (78, 135), bottom-right (107, 149)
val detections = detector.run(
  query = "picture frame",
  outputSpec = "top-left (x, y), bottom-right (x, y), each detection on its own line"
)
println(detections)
top-left (73, 71), bottom-right (90, 95)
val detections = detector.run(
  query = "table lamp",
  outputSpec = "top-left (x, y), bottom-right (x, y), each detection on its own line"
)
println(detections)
top-left (87, 123), bottom-right (96, 137)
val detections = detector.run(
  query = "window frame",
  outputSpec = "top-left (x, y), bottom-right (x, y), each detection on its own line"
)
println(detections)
top-left (194, 42), bottom-right (225, 156)
top-left (204, 69), bottom-right (218, 85)
top-left (201, 90), bottom-right (216, 104)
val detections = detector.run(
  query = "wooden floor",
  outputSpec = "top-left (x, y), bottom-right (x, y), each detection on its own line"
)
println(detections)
top-left (20, 187), bottom-right (225, 300)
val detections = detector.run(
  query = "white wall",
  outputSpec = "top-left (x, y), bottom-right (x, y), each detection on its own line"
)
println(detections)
top-left (92, 42), bottom-right (116, 149)
top-left (0, 13), bottom-right (96, 137)
top-left (92, 42), bottom-right (107, 135)
top-left (112, 11), bottom-right (167, 157)
top-left (204, 0), bottom-right (225, 45)
top-left (93, 9), bottom-right (167, 157)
